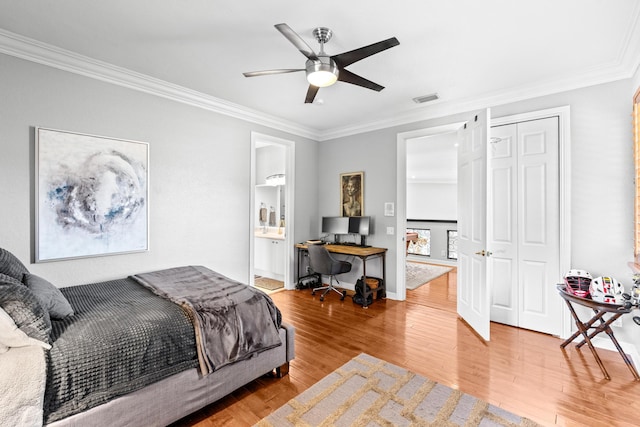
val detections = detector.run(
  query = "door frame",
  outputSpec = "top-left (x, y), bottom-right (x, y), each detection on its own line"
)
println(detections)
top-left (249, 132), bottom-right (296, 289)
top-left (395, 106), bottom-right (571, 339)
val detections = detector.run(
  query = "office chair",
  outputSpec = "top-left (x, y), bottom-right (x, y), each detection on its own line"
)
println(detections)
top-left (307, 244), bottom-right (351, 301)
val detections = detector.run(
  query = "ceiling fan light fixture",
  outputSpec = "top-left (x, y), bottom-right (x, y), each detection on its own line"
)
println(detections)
top-left (306, 58), bottom-right (339, 87)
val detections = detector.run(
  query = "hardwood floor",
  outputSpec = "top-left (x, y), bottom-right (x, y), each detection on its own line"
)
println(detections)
top-left (173, 268), bottom-right (640, 427)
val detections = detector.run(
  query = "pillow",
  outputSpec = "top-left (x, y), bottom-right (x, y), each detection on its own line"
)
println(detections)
top-left (0, 307), bottom-right (51, 354)
top-left (0, 281), bottom-right (51, 344)
top-left (23, 273), bottom-right (74, 319)
top-left (0, 272), bottom-right (23, 287)
top-left (0, 247), bottom-right (29, 281)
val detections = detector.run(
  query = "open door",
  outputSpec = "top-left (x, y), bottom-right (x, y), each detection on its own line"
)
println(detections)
top-left (457, 109), bottom-right (491, 341)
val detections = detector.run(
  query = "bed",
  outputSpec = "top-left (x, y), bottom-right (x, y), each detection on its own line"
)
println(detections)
top-left (0, 248), bottom-right (294, 427)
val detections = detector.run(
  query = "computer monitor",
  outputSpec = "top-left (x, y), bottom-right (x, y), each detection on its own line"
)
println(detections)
top-left (348, 216), bottom-right (370, 236)
top-left (321, 216), bottom-right (349, 235)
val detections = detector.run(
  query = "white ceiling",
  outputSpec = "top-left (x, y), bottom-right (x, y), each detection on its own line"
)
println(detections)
top-left (1, 1), bottom-right (639, 141)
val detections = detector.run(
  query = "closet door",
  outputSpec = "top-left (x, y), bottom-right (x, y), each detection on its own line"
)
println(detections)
top-left (489, 117), bottom-right (560, 336)
top-left (488, 124), bottom-right (518, 326)
top-left (517, 117), bottom-right (560, 335)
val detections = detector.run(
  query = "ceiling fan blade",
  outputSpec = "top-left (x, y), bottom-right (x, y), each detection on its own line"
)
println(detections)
top-left (243, 69), bottom-right (304, 77)
top-left (305, 85), bottom-right (319, 103)
top-left (275, 23), bottom-right (318, 60)
top-left (337, 69), bottom-right (384, 91)
top-left (332, 37), bottom-right (400, 68)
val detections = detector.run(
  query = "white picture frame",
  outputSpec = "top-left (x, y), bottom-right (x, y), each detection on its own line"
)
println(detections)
top-left (35, 127), bottom-right (149, 262)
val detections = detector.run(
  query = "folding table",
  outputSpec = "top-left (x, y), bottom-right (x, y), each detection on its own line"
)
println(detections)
top-left (557, 285), bottom-right (640, 380)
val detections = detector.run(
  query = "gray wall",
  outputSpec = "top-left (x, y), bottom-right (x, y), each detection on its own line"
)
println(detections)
top-left (2, 50), bottom-right (638, 345)
top-left (320, 78), bottom-right (636, 340)
top-left (0, 54), bottom-right (318, 286)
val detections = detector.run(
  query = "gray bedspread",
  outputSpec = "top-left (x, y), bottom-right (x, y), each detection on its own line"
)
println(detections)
top-left (131, 265), bottom-right (282, 374)
top-left (46, 278), bottom-right (199, 424)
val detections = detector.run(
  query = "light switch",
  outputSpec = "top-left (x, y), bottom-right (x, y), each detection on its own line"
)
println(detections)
top-left (384, 202), bottom-right (394, 217)
top-left (386, 227), bottom-right (394, 235)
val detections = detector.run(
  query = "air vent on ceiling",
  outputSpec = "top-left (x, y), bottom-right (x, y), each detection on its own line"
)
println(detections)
top-left (413, 93), bottom-right (439, 104)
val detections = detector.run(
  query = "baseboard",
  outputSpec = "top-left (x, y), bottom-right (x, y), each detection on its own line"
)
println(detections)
top-left (590, 336), bottom-right (640, 371)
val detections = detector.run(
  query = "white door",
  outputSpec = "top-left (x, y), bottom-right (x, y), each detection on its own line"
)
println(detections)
top-left (488, 123), bottom-right (518, 326)
top-left (489, 117), bottom-right (561, 335)
top-left (457, 109), bottom-right (491, 341)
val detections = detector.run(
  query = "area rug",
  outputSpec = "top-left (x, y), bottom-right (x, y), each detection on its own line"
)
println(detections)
top-left (406, 262), bottom-right (453, 290)
top-left (254, 276), bottom-right (284, 291)
top-left (257, 353), bottom-right (540, 427)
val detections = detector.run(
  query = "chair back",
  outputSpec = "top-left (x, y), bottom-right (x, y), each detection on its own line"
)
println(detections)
top-left (307, 244), bottom-right (351, 275)
top-left (307, 244), bottom-right (334, 275)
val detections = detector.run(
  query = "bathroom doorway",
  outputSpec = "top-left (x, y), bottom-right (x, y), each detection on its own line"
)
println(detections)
top-left (249, 132), bottom-right (295, 290)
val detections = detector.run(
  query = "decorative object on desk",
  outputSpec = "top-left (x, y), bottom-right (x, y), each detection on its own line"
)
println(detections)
top-left (257, 353), bottom-right (542, 427)
top-left (405, 262), bottom-right (452, 290)
top-left (340, 171), bottom-right (363, 217)
top-left (35, 127), bottom-right (148, 262)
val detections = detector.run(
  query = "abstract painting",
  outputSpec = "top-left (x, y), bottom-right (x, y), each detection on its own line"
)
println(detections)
top-left (36, 128), bottom-right (149, 262)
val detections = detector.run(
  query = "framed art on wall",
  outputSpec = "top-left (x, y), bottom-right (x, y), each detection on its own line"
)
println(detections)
top-left (35, 127), bottom-right (149, 262)
top-left (340, 171), bottom-right (363, 217)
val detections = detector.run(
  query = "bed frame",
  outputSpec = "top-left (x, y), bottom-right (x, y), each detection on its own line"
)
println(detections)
top-left (47, 322), bottom-right (295, 427)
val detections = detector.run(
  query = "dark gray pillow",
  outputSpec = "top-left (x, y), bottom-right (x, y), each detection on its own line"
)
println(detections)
top-left (23, 273), bottom-right (74, 319)
top-left (0, 280), bottom-right (51, 344)
top-left (0, 248), bottom-right (29, 281)
top-left (0, 272), bottom-right (23, 287)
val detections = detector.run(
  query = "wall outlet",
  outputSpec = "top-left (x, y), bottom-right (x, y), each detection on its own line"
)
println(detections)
top-left (386, 227), bottom-right (394, 235)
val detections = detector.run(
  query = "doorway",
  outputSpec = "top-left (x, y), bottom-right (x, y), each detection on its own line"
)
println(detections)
top-left (405, 130), bottom-right (459, 313)
top-left (396, 107), bottom-right (571, 338)
top-left (249, 132), bottom-right (295, 290)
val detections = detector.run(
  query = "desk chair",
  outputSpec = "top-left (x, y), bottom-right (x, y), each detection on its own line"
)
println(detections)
top-left (307, 244), bottom-right (351, 301)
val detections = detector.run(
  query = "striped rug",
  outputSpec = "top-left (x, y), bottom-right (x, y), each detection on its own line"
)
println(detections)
top-left (257, 353), bottom-right (541, 426)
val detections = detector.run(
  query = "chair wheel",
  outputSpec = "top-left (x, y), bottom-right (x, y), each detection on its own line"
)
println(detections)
top-left (340, 291), bottom-right (346, 301)
top-left (320, 296), bottom-right (324, 301)
top-left (312, 291), bottom-right (315, 295)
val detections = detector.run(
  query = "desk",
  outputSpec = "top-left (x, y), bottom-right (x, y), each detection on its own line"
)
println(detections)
top-left (557, 285), bottom-right (640, 380)
top-left (295, 243), bottom-right (387, 307)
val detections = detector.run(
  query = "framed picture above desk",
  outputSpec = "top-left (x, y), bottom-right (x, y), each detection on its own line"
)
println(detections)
top-left (295, 243), bottom-right (387, 307)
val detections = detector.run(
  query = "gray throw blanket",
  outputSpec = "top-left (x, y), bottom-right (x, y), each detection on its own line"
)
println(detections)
top-left (131, 265), bottom-right (282, 375)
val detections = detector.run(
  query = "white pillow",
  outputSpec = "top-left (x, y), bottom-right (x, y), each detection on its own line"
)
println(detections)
top-left (0, 307), bottom-right (51, 353)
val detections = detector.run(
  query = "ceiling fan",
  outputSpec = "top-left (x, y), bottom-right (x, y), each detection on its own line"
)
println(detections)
top-left (243, 23), bottom-right (400, 103)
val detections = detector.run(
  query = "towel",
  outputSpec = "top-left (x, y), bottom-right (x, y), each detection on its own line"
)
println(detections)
top-left (259, 207), bottom-right (267, 223)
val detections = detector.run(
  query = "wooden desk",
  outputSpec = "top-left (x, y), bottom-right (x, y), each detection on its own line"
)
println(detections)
top-left (557, 285), bottom-right (640, 380)
top-left (295, 243), bottom-right (387, 307)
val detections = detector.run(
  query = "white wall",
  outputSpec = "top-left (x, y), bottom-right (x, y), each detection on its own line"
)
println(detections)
top-left (407, 182), bottom-right (457, 220)
top-left (0, 54), bottom-right (318, 286)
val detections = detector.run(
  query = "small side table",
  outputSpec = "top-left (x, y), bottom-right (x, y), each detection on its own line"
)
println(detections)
top-left (557, 285), bottom-right (640, 380)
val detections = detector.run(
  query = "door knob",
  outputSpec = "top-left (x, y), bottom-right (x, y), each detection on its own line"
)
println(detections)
top-left (475, 250), bottom-right (492, 257)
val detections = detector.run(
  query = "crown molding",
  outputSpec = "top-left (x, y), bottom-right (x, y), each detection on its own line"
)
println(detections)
top-left (2, 10), bottom-right (639, 144)
top-left (0, 29), bottom-right (321, 141)
top-left (318, 59), bottom-right (637, 141)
